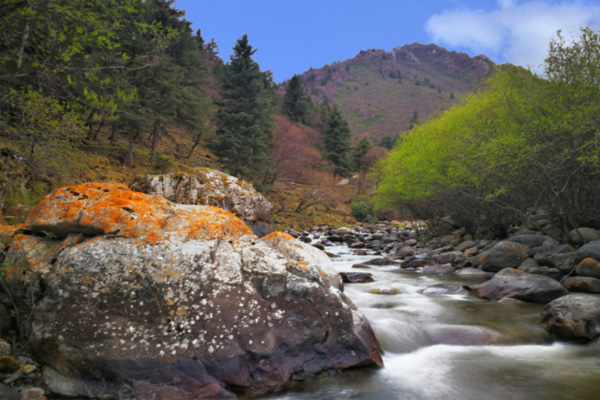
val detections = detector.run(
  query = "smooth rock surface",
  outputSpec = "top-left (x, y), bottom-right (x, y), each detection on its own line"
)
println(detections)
top-left (540, 294), bottom-right (600, 342)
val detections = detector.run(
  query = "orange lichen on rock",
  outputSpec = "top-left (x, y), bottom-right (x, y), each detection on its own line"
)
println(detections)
top-left (163, 205), bottom-right (254, 241)
top-left (79, 190), bottom-right (171, 243)
top-left (262, 231), bottom-right (295, 242)
top-left (26, 183), bottom-right (131, 236)
top-left (23, 182), bottom-right (256, 245)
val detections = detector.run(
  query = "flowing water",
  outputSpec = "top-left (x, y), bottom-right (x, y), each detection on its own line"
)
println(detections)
top-left (262, 243), bottom-right (600, 400)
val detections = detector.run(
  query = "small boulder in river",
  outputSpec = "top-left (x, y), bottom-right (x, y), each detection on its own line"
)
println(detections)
top-left (562, 277), bottom-right (600, 294)
top-left (341, 272), bottom-right (375, 283)
top-left (466, 268), bottom-right (568, 303)
top-left (2, 183), bottom-right (382, 399)
top-left (421, 284), bottom-right (464, 295)
top-left (540, 294), bottom-right (600, 342)
top-left (420, 264), bottom-right (456, 275)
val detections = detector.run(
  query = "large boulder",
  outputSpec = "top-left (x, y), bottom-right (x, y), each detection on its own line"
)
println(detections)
top-left (575, 240), bottom-right (600, 263)
top-left (482, 241), bottom-right (529, 272)
top-left (569, 228), bottom-right (600, 245)
top-left (2, 183), bottom-right (382, 399)
top-left (130, 171), bottom-right (275, 237)
top-left (540, 294), bottom-right (600, 342)
top-left (466, 268), bottom-right (568, 303)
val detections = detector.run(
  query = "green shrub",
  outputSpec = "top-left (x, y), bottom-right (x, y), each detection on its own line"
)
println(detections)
top-left (351, 197), bottom-right (375, 222)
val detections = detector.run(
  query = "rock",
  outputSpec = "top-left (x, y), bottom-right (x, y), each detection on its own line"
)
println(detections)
top-left (463, 247), bottom-right (479, 257)
top-left (4, 183), bottom-right (382, 399)
top-left (440, 235), bottom-right (459, 245)
top-left (569, 228), bottom-right (600, 245)
top-left (518, 258), bottom-right (563, 280)
top-left (404, 239), bottom-right (417, 246)
top-left (299, 236), bottom-right (312, 244)
top-left (507, 234), bottom-right (550, 247)
top-left (468, 268), bottom-right (568, 303)
top-left (0, 384), bottom-right (19, 400)
top-left (455, 240), bottom-right (476, 252)
top-left (482, 241), bottom-right (529, 272)
top-left (575, 258), bottom-right (600, 279)
top-left (421, 264), bottom-right (456, 275)
top-left (349, 241), bottom-right (364, 248)
top-left (402, 258), bottom-right (433, 269)
top-left (575, 240), bottom-right (600, 263)
top-left (436, 251), bottom-right (462, 265)
top-left (427, 325), bottom-right (520, 346)
top-left (394, 246), bottom-right (414, 258)
top-left (540, 294), bottom-right (600, 342)
top-left (0, 355), bottom-right (20, 377)
top-left (351, 264), bottom-right (371, 269)
top-left (454, 268), bottom-right (490, 278)
top-left (563, 277), bottom-right (600, 294)
top-left (421, 284), bottom-right (464, 295)
top-left (534, 252), bottom-right (576, 274)
top-left (21, 388), bottom-right (46, 400)
top-left (0, 339), bottom-right (10, 356)
top-left (368, 288), bottom-right (401, 295)
top-left (364, 257), bottom-right (400, 266)
top-left (130, 171), bottom-right (275, 237)
top-left (537, 239), bottom-right (573, 255)
top-left (341, 272), bottom-right (375, 283)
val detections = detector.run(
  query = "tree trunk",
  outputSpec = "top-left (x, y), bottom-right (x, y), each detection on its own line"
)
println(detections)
top-left (151, 119), bottom-right (160, 157)
top-left (127, 129), bottom-right (135, 168)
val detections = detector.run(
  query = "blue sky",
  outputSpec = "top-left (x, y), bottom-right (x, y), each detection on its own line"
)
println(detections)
top-left (175, 0), bottom-right (600, 83)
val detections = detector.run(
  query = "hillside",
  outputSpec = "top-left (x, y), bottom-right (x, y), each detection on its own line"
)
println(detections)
top-left (292, 43), bottom-right (495, 142)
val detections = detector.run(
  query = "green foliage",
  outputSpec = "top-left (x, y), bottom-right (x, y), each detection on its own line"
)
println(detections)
top-left (375, 27), bottom-right (600, 235)
top-left (211, 34), bottom-right (276, 181)
top-left (322, 105), bottom-right (352, 178)
top-left (282, 74), bottom-right (311, 123)
top-left (351, 197), bottom-right (375, 222)
top-left (351, 137), bottom-right (373, 171)
top-left (150, 150), bottom-right (173, 173)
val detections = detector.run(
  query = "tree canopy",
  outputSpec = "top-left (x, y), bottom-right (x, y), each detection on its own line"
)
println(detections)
top-left (375, 27), bottom-right (600, 236)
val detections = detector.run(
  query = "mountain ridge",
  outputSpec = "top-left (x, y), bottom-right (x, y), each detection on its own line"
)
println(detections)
top-left (288, 42), bottom-right (495, 142)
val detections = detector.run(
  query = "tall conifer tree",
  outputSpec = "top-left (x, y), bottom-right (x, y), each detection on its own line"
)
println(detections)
top-left (212, 34), bottom-right (275, 180)
top-left (281, 74), bottom-right (309, 123)
top-left (322, 105), bottom-right (352, 178)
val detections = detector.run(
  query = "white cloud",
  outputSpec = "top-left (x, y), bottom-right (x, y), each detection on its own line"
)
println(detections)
top-left (425, 1), bottom-right (600, 70)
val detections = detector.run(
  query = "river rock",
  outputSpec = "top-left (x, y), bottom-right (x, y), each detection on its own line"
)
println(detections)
top-left (364, 257), bottom-right (400, 266)
top-left (575, 240), bottom-right (600, 263)
top-left (3, 183), bottom-right (382, 399)
top-left (540, 293), bottom-right (600, 342)
top-left (575, 257), bottom-right (600, 279)
top-left (482, 241), bottom-right (529, 272)
top-left (421, 264), bottom-right (456, 275)
top-left (454, 267), bottom-right (490, 278)
top-left (341, 272), bottom-right (375, 283)
top-left (130, 171), bottom-right (275, 237)
top-left (421, 284), bottom-right (464, 295)
top-left (507, 234), bottom-right (550, 247)
top-left (467, 268), bottom-right (568, 303)
top-left (569, 228), bottom-right (600, 245)
top-left (394, 246), bottom-right (414, 258)
top-left (563, 277), bottom-right (600, 294)
top-left (352, 264), bottom-right (371, 269)
top-left (533, 252), bottom-right (576, 274)
top-left (436, 251), bottom-right (463, 265)
top-left (0, 384), bottom-right (19, 400)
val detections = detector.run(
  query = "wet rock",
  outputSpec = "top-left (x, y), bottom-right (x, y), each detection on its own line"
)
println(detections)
top-left (352, 249), bottom-right (367, 256)
top-left (341, 272), bottom-right (375, 283)
top-left (421, 284), bottom-right (464, 295)
top-left (402, 258), bottom-right (433, 269)
top-left (428, 325), bottom-right (520, 346)
top-left (421, 264), bottom-right (456, 275)
top-left (569, 228), bottom-right (600, 245)
top-left (563, 277), bottom-right (600, 294)
top-left (299, 236), bottom-right (312, 244)
top-left (536, 239), bottom-right (573, 255)
top-left (575, 240), bottom-right (600, 263)
top-left (454, 268), bottom-right (490, 278)
top-left (364, 257), bottom-right (400, 266)
top-left (130, 171), bottom-right (275, 237)
top-left (351, 264), bottom-right (371, 269)
top-left (468, 268), bottom-right (568, 303)
top-left (43, 366), bottom-right (98, 398)
top-left (368, 288), bottom-right (401, 295)
top-left (4, 183), bottom-right (382, 399)
top-left (518, 258), bottom-right (562, 280)
top-left (575, 258), bottom-right (600, 279)
top-left (349, 241), bottom-right (365, 248)
top-left (482, 241), bottom-right (529, 272)
top-left (21, 388), bottom-right (46, 400)
top-left (540, 294), bottom-right (600, 342)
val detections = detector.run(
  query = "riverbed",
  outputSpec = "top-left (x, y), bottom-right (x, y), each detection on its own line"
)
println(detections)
top-left (261, 242), bottom-right (600, 400)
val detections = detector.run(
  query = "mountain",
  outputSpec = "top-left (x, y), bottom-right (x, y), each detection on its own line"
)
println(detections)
top-left (293, 43), bottom-right (495, 143)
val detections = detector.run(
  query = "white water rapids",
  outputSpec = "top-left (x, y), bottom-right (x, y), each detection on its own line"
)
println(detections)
top-left (262, 241), bottom-right (600, 400)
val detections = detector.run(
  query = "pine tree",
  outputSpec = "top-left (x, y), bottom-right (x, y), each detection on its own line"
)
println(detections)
top-left (281, 74), bottom-right (310, 123)
top-left (212, 34), bottom-right (275, 180)
top-left (322, 105), bottom-right (352, 178)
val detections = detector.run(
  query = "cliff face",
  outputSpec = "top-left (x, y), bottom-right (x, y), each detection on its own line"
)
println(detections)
top-left (289, 43), bottom-right (495, 142)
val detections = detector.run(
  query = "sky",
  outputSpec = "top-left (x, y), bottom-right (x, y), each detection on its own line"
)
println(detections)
top-left (175, 0), bottom-right (600, 83)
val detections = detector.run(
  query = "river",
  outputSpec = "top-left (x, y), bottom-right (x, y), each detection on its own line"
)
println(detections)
top-left (261, 242), bottom-right (600, 400)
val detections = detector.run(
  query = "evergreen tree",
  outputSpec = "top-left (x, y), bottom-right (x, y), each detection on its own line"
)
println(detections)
top-left (212, 34), bottom-right (275, 180)
top-left (351, 137), bottom-right (374, 193)
top-left (322, 105), bottom-right (352, 178)
top-left (281, 74), bottom-right (310, 123)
